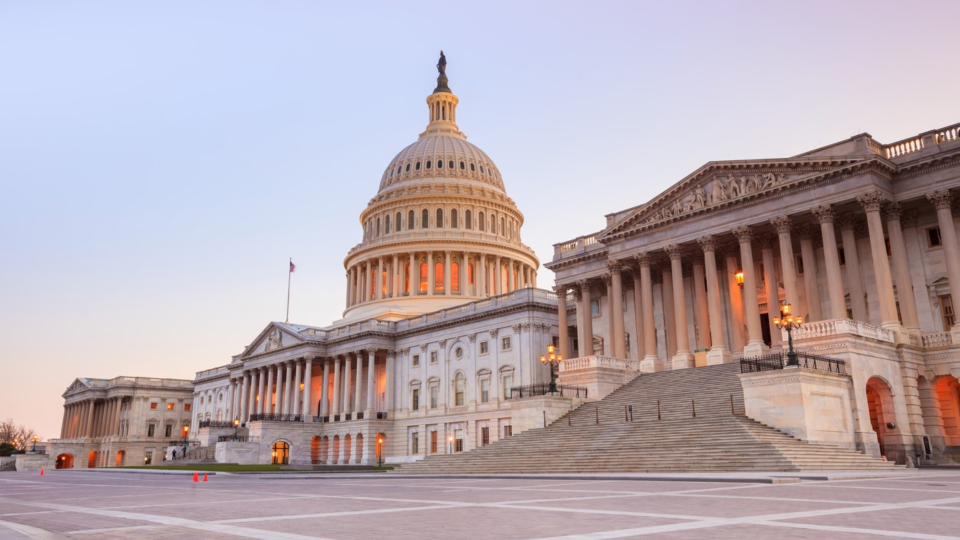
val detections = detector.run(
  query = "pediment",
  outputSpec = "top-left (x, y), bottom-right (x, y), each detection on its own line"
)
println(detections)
top-left (600, 157), bottom-right (870, 241)
top-left (63, 378), bottom-right (92, 397)
top-left (241, 322), bottom-right (306, 359)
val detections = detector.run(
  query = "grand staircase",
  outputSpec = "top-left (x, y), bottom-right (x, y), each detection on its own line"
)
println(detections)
top-left (393, 363), bottom-right (902, 473)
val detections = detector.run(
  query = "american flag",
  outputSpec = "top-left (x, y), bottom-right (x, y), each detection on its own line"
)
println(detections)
top-left (289, 260), bottom-right (296, 273)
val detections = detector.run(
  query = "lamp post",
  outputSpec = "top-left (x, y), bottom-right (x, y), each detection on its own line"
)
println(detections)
top-left (377, 434), bottom-right (383, 467)
top-left (31, 435), bottom-right (39, 454)
top-left (232, 417), bottom-right (239, 441)
top-left (12, 438), bottom-right (19, 454)
top-left (448, 434), bottom-right (453, 454)
top-left (539, 344), bottom-right (563, 395)
top-left (773, 302), bottom-right (804, 367)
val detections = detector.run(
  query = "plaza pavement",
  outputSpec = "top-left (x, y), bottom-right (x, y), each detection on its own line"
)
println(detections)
top-left (1, 470), bottom-right (960, 539)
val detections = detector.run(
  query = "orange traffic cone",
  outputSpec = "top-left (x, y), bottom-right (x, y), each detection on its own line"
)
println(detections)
top-left (192, 472), bottom-right (199, 482)
top-left (202, 473), bottom-right (208, 482)
top-left (39, 468), bottom-right (44, 476)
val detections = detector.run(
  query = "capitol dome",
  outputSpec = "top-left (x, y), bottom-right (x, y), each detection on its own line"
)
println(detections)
top-left (341, 53), bottom-right (539, 322)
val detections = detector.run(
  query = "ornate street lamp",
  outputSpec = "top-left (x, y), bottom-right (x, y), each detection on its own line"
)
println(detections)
top-left (735, 270), bottom-right (745, 288)
top-left (540, 344), bottom-right (562, 395)
top-left (233, 417), bottom-right (240, 441)
top-left (773, 302), bottom-right (804, 367)
top-left (377, 434), bottom-right (383, 467)
top-left (448, 434), bottom-right (453, 454)
top-left (12, 438), bottom-right (19, 453)
top-left (31, 435), bottom-right (39, 454)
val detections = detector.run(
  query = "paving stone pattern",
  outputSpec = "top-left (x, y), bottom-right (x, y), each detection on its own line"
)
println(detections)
top-left (1, 471), bottom-right (959, 539)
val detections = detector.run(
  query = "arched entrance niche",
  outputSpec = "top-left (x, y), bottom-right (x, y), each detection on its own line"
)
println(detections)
top-left (343, 435), bottom-right (352, 465)
top-left (115, 450), bottom-right (125, 467)
top-left (310, 436), bottom-right (320, 464)
top-left (933, 376), bottom-right (960, 446)
top-left (355, 433), bottom-right (363, 464)
top-left (87, 451), bottom-right (97, 469)
top-left (55, 453), bottom-right (74, 469)
top-left (271, 441), bottom-right (290, 465)
top-left (866, 377), bottom-right (898, 458)
top-left (332, 435), bottom-right (340, 465)
top-left (319, 436), bottom-right (329, 464)
top-left (375, 433), bottom-right (385, 465)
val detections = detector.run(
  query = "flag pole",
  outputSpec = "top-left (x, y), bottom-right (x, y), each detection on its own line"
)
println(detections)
top-left (286, 257), bottom-right (292, 323)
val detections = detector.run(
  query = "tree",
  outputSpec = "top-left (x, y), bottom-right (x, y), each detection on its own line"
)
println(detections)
top-left (0, 419), bottom-right (41, 452)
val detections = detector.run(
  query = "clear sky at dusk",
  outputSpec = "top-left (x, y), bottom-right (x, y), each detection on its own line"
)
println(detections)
top-left (2, 1), bottom-right (958, 439)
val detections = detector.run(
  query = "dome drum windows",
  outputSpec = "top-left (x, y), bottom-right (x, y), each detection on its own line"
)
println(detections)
top-left (415, 161), bottom-right (421, 171)
top-left (437, 159), bottom-right (443, 169)
top-left (396, 212), bottom-right (402, 232)
top-left (408, 210), bottom-right (415, 230)
top-left (465, 210), bottom-right (472, 229)
top-left (436, 208), bottom-right (444, 228)
top-left (426, 160), bottom-right (432, 170)
top-left (422, 209), bottom-right (429, 229)
top-left (451, 209), bottom-right (459, 229)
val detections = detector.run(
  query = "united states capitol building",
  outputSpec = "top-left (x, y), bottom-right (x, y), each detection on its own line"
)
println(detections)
top-left (47, 56), bottom-right (960, 470)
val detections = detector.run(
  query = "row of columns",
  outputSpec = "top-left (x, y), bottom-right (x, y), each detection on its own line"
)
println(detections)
top-left (559, 189), bottom-right (954, 371)
top-left (346, 251), bottom-right (536, 307)
top-left (233, 352), bottom-right (397, 424)
top-left (61, 397), bottom-right (124, 439)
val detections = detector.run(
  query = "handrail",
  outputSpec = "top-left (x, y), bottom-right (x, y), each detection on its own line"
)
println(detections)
top-left (506, 384), bottom-right (588, 399)
top-left (740, 351), bottom-right (846, 375)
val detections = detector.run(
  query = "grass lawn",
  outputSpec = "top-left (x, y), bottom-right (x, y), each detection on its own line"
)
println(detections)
top-left (119, 464), bottom-right (393, 473)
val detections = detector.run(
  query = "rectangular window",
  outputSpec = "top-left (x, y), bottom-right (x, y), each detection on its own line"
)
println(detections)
top-left (412, 389), bottom-right (420, 410)
top-left (166, 403), bottom-right (175, 411)
top-left (164, 424), bottom-right (172, 438)
top-left (454, 429), bottom-right (464, 452)
top-left (147, 424), bottom-right (156, 437)
top-left (481, 426), bottom-right (490, 446)
top-left (411, 432), bottom-right (419, 454)
top-left (412, 354), bottom-right (420, 367)
top-left (940, 294), bottom-right (955, 329)
top-left (430, 351), bottom-right (438, 364)
top-left (838, 248), bottom-right (846, 266)
top-left (503, 375), bottom-right (513, 399)
top-left (455, 378), bottom-right (465, 406)
top-left (150, 403), bottom-right (158, 410)
top-left (183, 403), bottom-right (191, 412)
top-left (590, 299), bottom-right (600, 316)
top-left (430, 386), bottom-right (439, 409)
top-left (501, 336), bottom-right (511, 351)
top-left (430, 431), bottom-right (438, 454)
top-left (503, 425), bottom-right (512, 438)
top-left (144, 450), bottom-right (153, 465)
top-left (928, 227), bottom-right (943, 248)
top-left (481, 379), bottom-right (490, 403)
top-left (479, 341), bottom-right (489, 355)
top-left (795, 255), bottom-right (804, 275)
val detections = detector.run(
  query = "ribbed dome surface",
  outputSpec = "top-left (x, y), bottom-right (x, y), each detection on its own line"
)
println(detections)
top-left (377, 134), bottom-right (506, 194)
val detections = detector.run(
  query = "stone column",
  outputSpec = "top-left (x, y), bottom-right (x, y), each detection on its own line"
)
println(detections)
top-left (265, 366), bottom-right (274, 414)
top-left (282, 361), bottom-right (293, 415)
top-left (698, 236), bottom-right (730, 364)
top-left (858, 190), bottom-right (902, 333)
top-left (797, 224), bottom-right (823, 321)
top-left (385, 351), bottom-right (395, 412)
top-left (342, 354), bottom-right (351, 413)
top-left (240, 372), bottom-right (250, 423)
top-left (354, 352), bottom-right (363, 413)
top-left (408, 252), bottom-right (416, 295)
top-left (692, 255), bottom-right (711, 351)
top-left (885, 203), bottom-right (921, 333)
top-left (114, 397), bottom-right (123, 436)
top-left (320, 360), bottom-right (330, 416)
top-left (391, 254), bottom-right (398, 297)
top-left (376, 257), bottom-right (383, 300)
top-left (331, 358), bottom-right (341, 415)
top-left (495, 257), bottom-right (503, 295)
top-left (576, 280), bottom-right (594, 356)
top-left (839, 215), bottom-right (867, 321)
top-left (812, 205), bottom-right (847, 319)
top-left (477, 254), bottom-right (486, 296)
top-left (607, 261), bottom-right (626, 358)
top-left (366, 350), bottom-right (376, 413)
top-left (630, 266), bottom-right (643, 361)
top-left (274, 363), bottom-right (284, 414)
top-left (635, 253), bottom-right (661, 371)
top-left (256, 367), bottom-right (266, 415)
top-left (508, 260), bottom-right (516, 293)
top-left (82, 400), bottom-right (95, 437)
top-left (603, 275), bottom-right (614, 355)
top-left (293, 359), bottom-right (303, 416)
top-left (660, 265), bottom-right (677, 359)
top-left (555, 286), bottom-right (570, 358)
top-left (444, 251), bottom-right (452, 294)
top-left (771, 216), bottom-right (800, 310)
top-left (723, 247), bottom-right (745, 352)
top-left (427, 252), bottom-right (435, 295)
top-left (364, 259), bottom-right (372, 302)
top-left (761, 235), bottom-right (781, 347)
top-left (664, 244), bottom-right (694, 369)
top-left (302, 358), bottom-right (313, 421)
top-left (733, 226), bottom-right (767, 356)
top-left (929, 190), bottom-right (960, 338)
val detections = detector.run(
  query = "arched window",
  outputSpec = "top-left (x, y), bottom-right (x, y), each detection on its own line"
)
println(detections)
top-left (455, 373), bottom-right (465, 406)
top-left (448, 160), bottom-right (454, 169)
top-left (396, 212), bottom-right (402, 232)
top-left (465, 210), bottom-right (472, 229)
top-left (271, 441), bottom-right (290, 465)
top-left (501, 217), bottom-right (505, 237)
top-left (460, 161), bottom-right (465, 170)
top-left (408, 210), bottom-right (415, 230)
top-left (451, 209), bottom-right (458, 229)
top-left (426, 160), bottom-right (432, 170)
top-left (451, 261), bottom-right (460, 292)
top-left (422, 209), bottom-right (429, 229)
top-left (436, 208), bottom-right (444, 228)
top-left (470, 163), bottom-right (476, 172)
top-left (376, 218), bottom-right (381, 237)
top-left (405, 163), bottom-right (410, 172)
top-left (490, 215), bottom-right (497, 235)
top-left (437, 159), bottom-right (443, 169)
top-left (419, 262), bottom-right (428, 292)
top-left (415, 161), bottom-right (421, 171)
top-left (385, 215), bottom-right (390, 234)
top-left (435, 262), bottom-right (444, 292)
top-left (468, 263), bottom-right (474, 285)
top-left (478, 212), bottom-right (485, 231)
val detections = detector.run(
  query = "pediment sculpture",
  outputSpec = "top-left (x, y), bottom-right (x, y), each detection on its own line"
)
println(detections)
top-left (265, 328), bottom-right (282, 352)
top-left (642, 172), bottom-right (791, 225)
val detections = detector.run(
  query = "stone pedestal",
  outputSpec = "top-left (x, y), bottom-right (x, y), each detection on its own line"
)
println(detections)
top-left (15, 454), bottom-right (49, 472)
top-left (215, 441), bottom-right (259, 464)
top-left (671, 352), bottom-right (695, 370)
top-left (739, 367), bottom-right (857, 450)
top-left (558, 355), bottom-right (639, 401)
top-left (706, 347), bottom-right (732, 365)
top-left (508, 395), bottom-right (581, 435)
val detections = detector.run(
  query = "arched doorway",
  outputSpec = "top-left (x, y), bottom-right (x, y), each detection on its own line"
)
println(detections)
top-left (310, 436), bottom-right (320, 464)
top-left (87, 451), bottom-right (97, 469)
top-left (332, 435), bottom-right (340, 465)
top-left (55, 453), bottom-right (74, 469)
top-left (319, 436), bottom-right (329, 464)
top-left (343, 435), bottom-right (352, 466)
top-left (271, 441), bottom-right (290, 465)
top-left (115, 450), bottom-right (125, 467)
top-left (355, 433), bottom-right (363, 464)
top-left (866, 377), bottom-right (897, 457)
top-left (934, 376), bottom-right (960, 446)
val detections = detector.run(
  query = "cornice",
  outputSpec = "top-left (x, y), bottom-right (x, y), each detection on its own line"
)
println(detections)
top-left (543, 247), bottom-right (609, 272)
top-left (345, 235), bottom-right (540, 266)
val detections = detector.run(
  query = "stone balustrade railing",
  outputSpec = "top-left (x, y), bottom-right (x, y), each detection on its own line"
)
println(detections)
top-left (559, 355), bottom-right (639, 373)
top-left (882, 121), bottom-right (960, 159)
top-left (789, 318), bottom-right (895, 344)
top-left (921, 331), bottom-right (953, 349)
top-left (553, 231), bottom-right (605, 257)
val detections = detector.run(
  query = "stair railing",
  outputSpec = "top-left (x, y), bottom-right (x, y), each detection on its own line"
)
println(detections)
top-left (562, 395), bottom-right (744, 426)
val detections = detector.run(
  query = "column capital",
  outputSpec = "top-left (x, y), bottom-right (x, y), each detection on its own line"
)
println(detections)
top-left (856, 190), bottom-right (889, 212)
top-left (884, 202), bottom-right (903, 221)
top-left (759, 233), bottom-right (777, 249)
top-left (811, 204), bottom-right (835, 224)
top-left (606, 259), bottom-right (623, 272)
top-left (697, 235), bottom-right (717, 252)
top-left (770, 215), bottom-right (792, 234)
top-left (664, 243), bottom-right (684, 260)
top-left (927, 189), bottom-right (952, 210)
top-left (633, 252), bottom-right (653, 267)
top-left (732, 225), bottom-right (753, 243)
top-left (571, 285), bottom-right (583, 301)
top-left (386, 350), bottom-right (397, 359)
top-left (796, 223), bottom-right (816, 240)
top-left (552, 284), bottom-right (568, 296)
top-left (837, 214), bottom-right (858, 231)
top-left (575, 278), bottom-right (592, 292)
